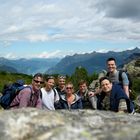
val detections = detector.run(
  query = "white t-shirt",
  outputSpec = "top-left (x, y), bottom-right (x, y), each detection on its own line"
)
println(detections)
top-left (41, 88), bottom-right (59, 110)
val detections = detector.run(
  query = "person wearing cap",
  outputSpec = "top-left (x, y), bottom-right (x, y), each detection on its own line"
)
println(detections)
top-left (10, 73), bottom-right (44, 109)
top-left (97, 77), bottom-right (134, 113)
top-left (40, 76), bottom-right (60, 110)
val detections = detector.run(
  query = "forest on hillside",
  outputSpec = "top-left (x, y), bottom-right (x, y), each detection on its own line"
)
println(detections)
top-left (0, 65), bottom-right (139, 100)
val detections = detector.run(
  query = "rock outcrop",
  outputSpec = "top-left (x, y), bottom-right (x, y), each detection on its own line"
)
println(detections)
top-left (0, 108), bottom-right (140, 140)
top-left (124, 58), bottom-right (140, 78)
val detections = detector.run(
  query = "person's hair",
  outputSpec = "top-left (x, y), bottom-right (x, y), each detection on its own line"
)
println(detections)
top-left (106, 57), bottom-right (116, 63)
top-left (33, 73), bottom-right (43, 79)
top-left (65, 82), bottom-right (74, 88)
top-left (99, 77), bottom-right (111, 85)
top-left (78, 80), bottom-right (87, 86)
top-left (45, 75), bottom-right (55, 82)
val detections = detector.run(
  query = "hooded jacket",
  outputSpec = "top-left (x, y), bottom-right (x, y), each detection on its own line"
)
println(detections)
top-left (55, 93), bottom-right (83, 110)
top-left (97, 84), bottom-right (134, 113)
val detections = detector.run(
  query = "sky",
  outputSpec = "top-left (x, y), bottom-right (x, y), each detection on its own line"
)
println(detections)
top-left (0, 0), bottom-right (140, 59)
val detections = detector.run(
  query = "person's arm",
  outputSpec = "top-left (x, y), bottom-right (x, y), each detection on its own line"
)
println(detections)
top-left (122, 72), bottom-right (129, 98)
top-left (123, 85), bottom-right (129, 98)
top-left (113, 84), bottom-right (134, 113)
top-left (54, 89), bottom-right (60, 102)
top-left (88, 88), bottom-right (102, 97)
top-left (118, 99), bottom-right (127, 112)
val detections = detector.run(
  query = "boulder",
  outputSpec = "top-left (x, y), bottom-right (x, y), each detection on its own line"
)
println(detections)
top-left (0, 108), bottom-right (140, 140)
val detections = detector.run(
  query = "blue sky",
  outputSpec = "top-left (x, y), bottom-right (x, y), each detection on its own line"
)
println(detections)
top-left (0, 0), bottom-right (140, 59)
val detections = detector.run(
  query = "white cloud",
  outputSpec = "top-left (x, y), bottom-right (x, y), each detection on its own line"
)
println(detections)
top-left (0, 0), bottom-right (139, 61)
top-left (31, 50), bottom-right (80, 59)
top-left (27, 34), bottom-right (49, 42)
top-left (0, 0), bottom-right (139, 45)
top-left (37, 50), bottom-right (62, 58)
top-left (4, 53), bottom-right (16, 59)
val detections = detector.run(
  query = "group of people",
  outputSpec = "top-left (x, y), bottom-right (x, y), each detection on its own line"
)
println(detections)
top-left (9, 57), bottom-right (135, 114)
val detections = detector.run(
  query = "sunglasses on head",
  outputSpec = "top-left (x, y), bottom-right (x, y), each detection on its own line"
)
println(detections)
top-left (47, 75), bottom-right (55, 80)
top-left (58, 75), bottom-right (66, 79)
top-left (34, 79), bottom-right (44, 84)
top-left (66, 87), bottom-right (73, 90)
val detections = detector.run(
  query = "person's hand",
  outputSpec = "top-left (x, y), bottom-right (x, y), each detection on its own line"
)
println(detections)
top-left (88, 91), bottom-right (95, 97)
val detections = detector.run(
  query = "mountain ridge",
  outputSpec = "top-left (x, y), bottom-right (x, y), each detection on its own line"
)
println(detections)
top-left (47, 47), bottom-right (140, 75)
top-left (0, 57), bottom-right (60, 75)
top-left (0, 47), bottom-right (139, 75)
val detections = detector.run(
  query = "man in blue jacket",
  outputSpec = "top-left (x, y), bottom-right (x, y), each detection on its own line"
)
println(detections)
top-left (97, 77), bottom-right (134, 113)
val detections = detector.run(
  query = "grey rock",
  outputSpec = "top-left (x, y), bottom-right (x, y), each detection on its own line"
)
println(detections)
top-left (124, 58), bottom-right (140, 78)
top-left (0, 108), bottom-right (140, 140)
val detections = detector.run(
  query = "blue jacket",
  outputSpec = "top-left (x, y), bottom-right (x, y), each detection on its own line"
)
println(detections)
top-left (97, 84), bottom-right (134, 113)
top-left (55, 94), bottom-right (83, 110)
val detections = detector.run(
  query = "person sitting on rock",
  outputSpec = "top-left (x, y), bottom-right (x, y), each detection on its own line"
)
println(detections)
top-left (57, 82), bottom-right (83, 110)
top-left (106, 57), bottom-right (130, 98)
top-left (55, 75), bottom-right (66, 97)
top-left (10, 73), bottom-right (44, 109)
top-left (76, 80), bottom-right (97, 109)
top-left (40, 76), bottom-right (60, 110)
top-left (97, 77), bottom-right (134, 113)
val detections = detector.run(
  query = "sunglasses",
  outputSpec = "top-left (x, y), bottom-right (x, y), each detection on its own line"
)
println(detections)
top-left (58, 75), bottom-right (66, 79)
top-left (66, 87), bottom-right (73, 90)
top-left (34, 79), bottom-right (44, 84)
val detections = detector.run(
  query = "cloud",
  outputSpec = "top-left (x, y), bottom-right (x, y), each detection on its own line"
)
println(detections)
top-left (27, 34), bottom-right (49, 42)
top-left (33, 50), bottom-right (82, 59)
top-left (95, 0), bottom-right (140, 20)
top-left (37, 50), bottom-right (61, 58)
top-left (0, 0), bottom-right (140, 45)
top-left (4, 53), bottom-right (16, 59)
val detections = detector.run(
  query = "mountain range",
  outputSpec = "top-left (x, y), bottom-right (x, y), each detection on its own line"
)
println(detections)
top-left (47, 47), bottom-right (140, 75)
top-left (0, 58), bottom-right (60, 75)
top-left (0, 47), bottom-right (140, 75)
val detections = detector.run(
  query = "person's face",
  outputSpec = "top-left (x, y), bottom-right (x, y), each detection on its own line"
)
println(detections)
top-left (58, 78), bottom-right (66, 87)
top-left (79, 83), bottom-right (87, 93)
top-left (46, 79), bottom-right (55, 90)
top-left (101, 79), bottom-right (112, 93)
top-left (107, 60), bottom-right (117, 73)
top-left (66, 84), bottom-right (73, 95)
top-left (32, 76), bottom-right (44, 91)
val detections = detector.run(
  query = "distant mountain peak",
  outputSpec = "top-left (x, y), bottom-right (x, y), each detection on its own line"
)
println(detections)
top-left (47, 47), bottom-right (140, 75)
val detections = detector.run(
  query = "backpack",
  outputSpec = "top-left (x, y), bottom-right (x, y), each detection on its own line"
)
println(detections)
top-left (106, 70), bottom-right (132, 89)
top-left (0, 80), bottom-right (31, 109)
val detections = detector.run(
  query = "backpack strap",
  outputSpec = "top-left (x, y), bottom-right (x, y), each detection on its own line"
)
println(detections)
top-left (40, 88), bottom-right (56, 99)
top-left (40, 89), bottom-right (42, 99)
top-left (106, 72), bottom-right (109, 77)
top-left (118, 70), bottom-right (123, 83)
top-left (53, 88), bottom-right (57, 97)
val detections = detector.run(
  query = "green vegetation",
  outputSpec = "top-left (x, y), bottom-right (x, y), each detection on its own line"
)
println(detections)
top-left (133, 79), bottom-right (140, 95)
top-left (0, 71), bottom-right (32, 92)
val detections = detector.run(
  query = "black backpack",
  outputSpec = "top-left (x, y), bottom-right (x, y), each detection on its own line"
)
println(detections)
top-left (0, 80), bottom-right (31, 109)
